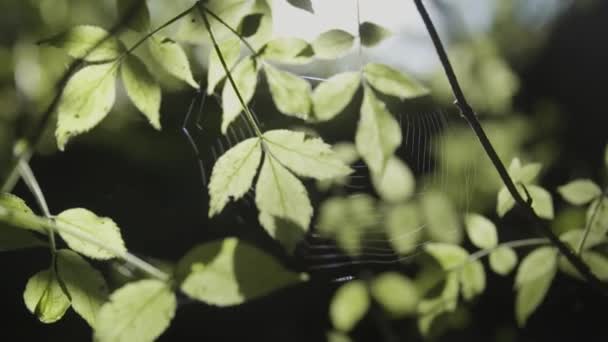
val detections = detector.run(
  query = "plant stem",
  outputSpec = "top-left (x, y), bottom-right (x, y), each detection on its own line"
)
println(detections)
top-left (200, 5), bottom-right (258, 56)
top-left (411, 0), bottom-right (607, 294)
top-left (451, 238), bottom-right (549, 272)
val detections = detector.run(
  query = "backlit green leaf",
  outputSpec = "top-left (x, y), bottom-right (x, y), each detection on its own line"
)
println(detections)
top-left (56, 208), bottom-right (126, 260)
top-left (464, 213), bottom-right (498, 249)
top-left (508, 158), bottom-right (541, 184)
top-left (0, 193), bottom-right (45, 234)
top-left (385, 202), bottom-right (423, 255)
top-left (489, 246), bottom-right (518, 275)
top-left (57, 249), bottom-right (108, 328)
top-left (515, 247), bottom-right (557, 287)
top-left (425, 243), bottom-right (469, 270)
top-left (371, 272), bottom-right (418, 317)
top-left (586, 197), bottom-right (608, 236)
top-left (117, 0), bottom-right (150, 32)
top-left (496, 187), bottom-right (515, 217)
top-left (421, 191), bottom-right (462, 244)
top-left (528, 185), bottom-right (554, 219)
top-left (263, 130), bottom-right (352, 180)
top-left (355, 86), bottom-right (401, 174)
top-left (459, 260), bottom-right (485, 301)
top-left (371, 156), bottom-right (415, 203)
top-left (312, 29), bottom-right (355, 59)
top-left (95, 279), bottom-right (176, 342)
top-left (363, 63), bottom-right (428, 99)
top-left (221, 56), bottom-right (258, 133)
top-left (258, 212), bottom-right (305, 254)
top-left (515, 248), bottom-right (557, 326)
top-left (55, 62), bottom-right (117, 150)
top-left (359, 22), bottom-right (391, 47)
top-left (559, 250), bottom-right (608, 281)
top-left (242, 0), bottom-right (273, 50)
top-left (261, 37), bottom-right (313, 64)
top-left (312, 72), bottom-right (360, 122)
top-left (178, 238), bottom-right (306, 306)
top-left (148, 36), bottom-right (198, 88)
top-left (330, 280), bottom-right (370, 332)
top-left (207, 38), bottom-right (241, 95)
top-left (23, 269), bottom-right (71, 324)
top-left (287, 0), bottom-right (314, 13)
top-left (417, 272), bottom-right (459, 336)
top-left (208, 138), bottom-right (262, 217)
top-left (264, 64), bottom-right (311, 119)
top-left (43, 25), bottom-right (123, 62)
top-left (177, 0), bottom-right (253, 44)
top-left (558, 179), bottom-right (602, 205)
top-left (121, 55), bottom-right (161, 129)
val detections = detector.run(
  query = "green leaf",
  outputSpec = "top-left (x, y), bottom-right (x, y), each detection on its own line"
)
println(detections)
top-left (42, 25), bottom-right (124, 62)
top-left (459, 260), bottom-right (485, 301)
top-left (558, 179), bottom-right (602, 205)
top-left (55, 62), bottom-right (117, 150)
top-left (23, 269), bottom-right (71, 324)
top-left (56, 249), bottom-right (108, 328)
top-left (425, 243), bottom-right (469, 270)
top-left (264, 64), bottom-right (311, 119)
top-left (359, 22), bottom-right (391, 47)
top-left (148, 36), bottom-right (198, 88)
top-left (421, 191), bottom-right (462, 244)
top-left (287, 0), bottom-right (314, 13)
top-left (55, 208), bottom-right (126, 260)
top-left (560, 228), bottom-right (605, 250)
top-left (515, 247), bottom-right (557, 287)
top-left (496, 187), bottom-right (515, 217)
top-left (262, 130), bottom-right (353, 180)
top-left (312, 29), bottom-right (355, 59)
top-left (177, 238), bottom-right (306, 306)
top-left (370, 272), bottom-right (418, 317)
top-left (355, 86), bottom-right (402, 174)
top-left (258, 212), bottom-right (305, 254)
top-left (330, 280), bottom-right (370, 332)
top-left (207, 38), bottom-right (241, 95)
top-left (464, 213), bottom-right (498, 249)
top-left (255, 155), bottom-right (313, 230)
top-left (208, 138), bottom-right (262, 217)
top-left (363, 63), bottom-right (428, 99)
top-left (586, 197), bottom-right (608, 236)
top-left (559, 250), bottom-right (608, 281)
top-left (121, 55), bottom-right (161, 129)
top-left (371, 156), bottom-right (415, 203)
top-left (316, 143), bottom-right (359, 191)
top-left (528, 185), bottom-right (554, 219)
top-left (241, 0), bottom-right (273, 50)
top-left (0, 193), bottom-right (45, 233)
top-left (221, 56), bottom-right (258, 133)
top-left (327, 331), bottom-right (352, 342)
top-left (384, 202), bottom-right (423, 255)
top-left (417, 272), bottom-right (460, 336)
top-left (95, 279), bottom-right (176, 342)
top-left (489, 246), bottom-right (518, 276)
top-left (312, 72), bottom-right (360, 122)
top-left (508, 158), bottom-right (542, 184)
top-left (261, 37), bottom-right (313, 64)
top-left (515, 247), bottom-right (557, 326)
top-left (117, 0), bottom-right (150, 32)
top-left (177, 0), bottom-right (253, 44)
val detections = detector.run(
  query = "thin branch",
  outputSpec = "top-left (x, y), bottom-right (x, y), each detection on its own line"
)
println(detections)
top-left (579, 188), bottom-right (608, 253)
top-left (411, 0), bottom-right (608, 294)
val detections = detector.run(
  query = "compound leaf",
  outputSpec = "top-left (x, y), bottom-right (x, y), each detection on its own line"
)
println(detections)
top-left (312, 72), bottom-right (360, 122)
top-left (121, 55), bottom-right (161, 129)
top-left (148, 36), bottom-right (198, 88)
top-left (43, 25), bottom-right (123, 62)
top-left (264, 64), bottom-right (312, 119)
top-left (312, 29), bottom-right (355, 59)
top-left (207, 37), bottom-right (241, 95)
top-left (221, 56), bottom-right (258, 133)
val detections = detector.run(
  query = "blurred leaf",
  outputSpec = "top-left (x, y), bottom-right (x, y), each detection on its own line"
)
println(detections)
top-left (371, 272), bottom-right (418, 317)
top-left (459, 260), bottom-right (485, 301)
top-left (497, 187), bottom-right (515, 217)
top-left (363, 63), bottom-right (428, 99)
top-left (0, 193), bottom-right (45, 233)
top-left (23, 269), bottom-right (70, 324)
top-left (464, 213), bottom-right (498, 249)
top-left (559, 250), bottom-right (608, 281)
top-left (558, 179), bottom-right (601, 205)
top-left (177, 238), bottom-right (306, 306)
top-left (207, 38), bottom-right (241, 95)
top-left (261, 37), bottom-right (313, 64)
top-left (425, 243), bottom-right (469, 270)
top-left (312, 72), bottom-right (360, 122)
top-left (528, 185), bottom-right (554, 220)
top-left (515, 247), bottom-right (557, 287)
top-left (560, 228), bottom-right (605, 250)
top-left (359, 22), bottom-right (391, 47)
top-left (208, 138), bottom-right (262, 217)
top-left (56, 208), bottom-right (126, 260)
top-left (0, 226), bottom-right (46, 251)
top-left (264, 64), bottom-right (311, 119)
top-left (242, 0), bottom-right (273, 49)
top-left (385, 202), bottom-right (423, 255)
top-left (371, 156), bottom-right (415, 203)
top-left (287, 0), bottom-right (314, 13)
top-left (42, 25), bottom-right (124, 62)
top-left (515, 247), bottom-right (557, 326)
top-left (55, 63), bottom-right (117, 150)
top-left (121, 55), bottom-right (161, 129)
top-left (417, 272), bottom-right (459, 337)
top-left (508, 158), bottom-right (541, 184)
top-left (327, 331), bottom-right (352, 342)
top-left (56, 249), bottom-right (108, 328)
top-left (258, 212), bottom-right (305, 254)
top-left (330, 280), bottom-right (370, 332)
top-left (421, 191), bottom-right (462, 244)
top-left (221, 56), bottom-right (258, 133)
top-left (148, 36), bottom-right (198, 88)
top-left (586, 197), bottom-right (608, 236)
top-left (312, 29), bottom-right (354, 59)
top-left (177, 0), bottom-right (253, 44)
top-left (489, 246), bottom-right (518, 276)
top-left (117, 0), bottom-right (151, 32)
top-left (95, 279), bottom-right (176, 342)
top-left (316, 143), bottom-right (359, 190)
top-left (255, 155), bottom-right (312, 230)
top-left (355, 86), bottom-right (401, 174)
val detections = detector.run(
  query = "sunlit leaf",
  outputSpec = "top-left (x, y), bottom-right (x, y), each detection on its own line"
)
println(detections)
top-left (242, 0), bottom-right (273, 49)
top-left (515, 247), bottom-right (557, 287)
top-left (177, 238), bottom-right (306, 306)
top-left (117, 0), bottom-right (150, 32)
top-left (208, 137), bottom-right (262, 217)
top-left (262, 130), bottom-right (352, 180)
top-left (261, 37), bottom-right (313, 64)
top-left (95, 279), bottom-right (176, 342)
top-left (42, 25), bottom-right (124, 62)
top-left (177, 0), bottom-right (253, 44)
top-left (558, 179), bottom-right (602, 205)
top-left (0, 193), bottom-right (45, 234)
top-left (508, 158), bottom-right (541, 184)
top-left (560, 228), bottom-right (605, 250)
top-left (23, 269), bottom-right (71, 324)
top-left (515, 247), bottom-right (557, 326)
top-left (371, 156), bottom-right (415, 203)
top-left (421, 191), bottom-right (462, 244)
top-left (359, 22), bottom-right (391, 47)
top-left (330, 280), bottom-right (370, 332)
top-left (489, 246), bottom-right (518, 276)
top-left (496, 187), bottom-right (515, 218)
top-left (207, 37), bottom-right (241, 95)
top-left (385, 202), bottom-right (423, 255)
top-left (56, 208), bottom-right (126, 260)
top-left (371, 272), bottom-right (418, 317)
top-left (312, 72), bottom-right (360, 122)
top-left (221, 56), bottom-right (258, 133)
top-left (425, 243), bottom-right (469, 270)
top-left (355, 86), bottom-right (401, 174)
top-left (316, 143), bottom-right (359, 191)
top-left (528, 185), bottom-right (554, 220)
top-left (264, 64), bottom-right (311, 119)
top-left (121, 55), bottom-right (161, 129)
top-left (459, 260), bottom-right (485, 301)
top-left (312, 29), bottom-right (355, 59)
top-left (56, 249), bottom-right (108, 328)
top-left (363, 63), bottom-right (428, 99)
top-left (148, 36), bottom-right (198, 88)
top-left (258, 212), bottom-right (305, 254)
top-left (464, 213), bottom-right (498, 249)
top-left (55, 62), bottom-right (117, 150)
top-left (286, 0), bottom-right (314, 13)
top-left (417, 272), bottom-right (459, 336)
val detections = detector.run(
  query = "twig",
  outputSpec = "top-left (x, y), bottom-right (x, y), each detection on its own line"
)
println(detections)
top-left (578, 187), bottom-right (608, 253)
top-left (412, 0), bottom-right (607, 294)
